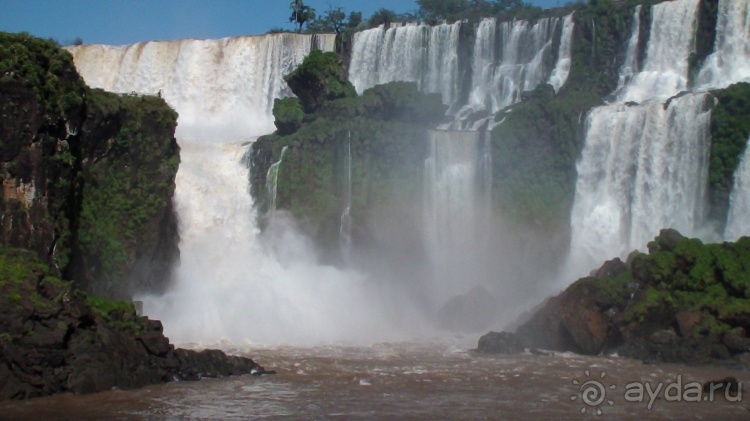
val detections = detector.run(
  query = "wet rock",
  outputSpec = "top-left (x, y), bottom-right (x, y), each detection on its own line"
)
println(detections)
top-left (0, 248), bottom-right (262, 401)
top-left (594, 258), bottom-right (627, 280)
top-left (722, 329), bottom-right (750, 353)
top-left (476, 331), bottom-right (525, 354)
top-left (515, 230), bottom-right (750, 366)
top-left (676, 311), bottom-right (703, 336)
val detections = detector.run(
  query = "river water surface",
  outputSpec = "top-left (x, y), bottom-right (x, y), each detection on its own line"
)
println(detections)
top-left (2, 338), bottom-right (748, 420)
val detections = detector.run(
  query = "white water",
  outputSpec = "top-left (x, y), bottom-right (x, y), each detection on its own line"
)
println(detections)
top-left (266, 146), bottom-right (288, 215)
top-left (548, 13), bottom-right (576, 93)
top-left (462, 16), bottom-right (561, 116)
top-left (349, 22), bottom-right (462, 109)
top-left (350, 15), bottom-right (573, 115)
top-left (423, 130), bottom-right (488, 304)
top-left (613, 5), bottom-right (642, 98)
top-left (726, 136), bottom-right (750, 241)
top-left (567, 0), bottom-right (710, 277)
top-left (617, 0), bottom-right (701, 103)
top-left (67, 34), bottom-right (428, 346)
top-left (568, 95), bottom-right (712, 272)
top-left (696, 0), bottom-right (750, 89)
top-left (339, 132), bottom-right (352, 259)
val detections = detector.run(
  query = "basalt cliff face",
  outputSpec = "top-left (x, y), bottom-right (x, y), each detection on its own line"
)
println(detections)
top-left (0, 32), bottom-right (179, 299)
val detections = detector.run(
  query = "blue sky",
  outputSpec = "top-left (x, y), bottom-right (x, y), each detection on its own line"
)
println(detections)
top-left (1, 0), bottom-right (564, 46)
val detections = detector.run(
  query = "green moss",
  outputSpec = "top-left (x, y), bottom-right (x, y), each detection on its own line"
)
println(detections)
top-left (284, 50), bottom-right (356, 113)
top-left (626, 286), bottom-right (671, 323)
top-left (76, 89), bottom-right (179, 295)
top-left (273, 97), bottom-right (304, 135)
top-left (0, 32), bottom-right (86, 117)
top-left (708, 82), bottom-right (750, 226)
top-left (0, 248), bottom-right (49, 287)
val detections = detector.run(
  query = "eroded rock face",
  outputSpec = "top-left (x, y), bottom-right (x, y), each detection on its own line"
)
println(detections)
top-left (0, 33), bottom-right (180, 299)
top-left (516, 230), bottom-right (750, 366)
top-left (476, 331), bottom-right (525, 355)
top-left (0, 248), bottom-right (261, 401)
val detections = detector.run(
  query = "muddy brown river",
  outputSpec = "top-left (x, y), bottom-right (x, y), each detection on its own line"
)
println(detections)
top-left (2, 338), bottom-right (748, 420)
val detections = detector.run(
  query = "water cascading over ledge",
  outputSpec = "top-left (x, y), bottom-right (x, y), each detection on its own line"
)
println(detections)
top-left (66, 33), bottom-right (408, 345)
top-left (348, 13), bottom-right (575, 118)
top-left (566, 0), bottom-right (750, 277)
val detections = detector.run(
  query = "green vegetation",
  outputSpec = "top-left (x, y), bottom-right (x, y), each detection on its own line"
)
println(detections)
top-left (0, 247), bottom-right (144, 340)
top-left (708, 82), bottom-right (750, 227)
top-left (0, 32), bottom-right (86, 117)
top-left (0, 248), bottom-right (50, 288)
top-left (86, 294), bottom-right (142, 333)
top-left (489, 1), bottom-right (640, 232)
top-left (76, 89), bottom-right (179, 296)
top-left (252, 52), bottom-right (444, 255)
top-left (289, 0), bottom-right (316, 33)
top-left (1, 32), bottom-right (180, 299)
top-left (579, 230), bottom-right (750, 334)
top-left (284, 50), bottom-right (357, 113)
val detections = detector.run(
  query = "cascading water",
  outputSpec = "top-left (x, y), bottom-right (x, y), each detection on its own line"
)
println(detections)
top-left (566, 0), bottom-right (750, 277)
top-left (423, 130), bottom-right (490, 303)
top-left (548, 12), bottom-right (575, 94)
top-left (349, 22), bottom-right (462, 109)
top-left (349, 14), bottom-right (574, 115)
top-left (726, 136), bottom-right (750, 241)
top-left (696, 0), bottom-right (750, 89)
top-left (568, 95), bottom-right (712, 272)
top-left (617, 0), bottom-right (701, 103)
top-left (339, 131), bottom-right (352, 260)
top-left (459, 15), bottom-right (574, 118)
top-left (613, 5), bottom-right (642, 97)
top-left (266, 146), bottom-right (288, 216)
top-left (67, 34), bottom-right (417, 346)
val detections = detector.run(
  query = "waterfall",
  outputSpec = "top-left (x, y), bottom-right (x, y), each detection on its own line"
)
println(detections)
top-left (548, 13), bottom-right (576, 93)
top-left (463, 17), bottom-right (561, 116)
top-left (613, 5), bottom-right (642, 97)
top-left (726, 136), bottom-right (750, 241)
top-left (618, 0), bottom-right (701, 103)
top-left (266, 146), bottom-right (288, 215)
top-left (340, 131), bottom-right (352, 259)
top-left (349, 22), bottom-right (462, 108)
top-left (67, 34), bottom-right (334, 138)
top-left (350, 15), bottom-right (572, 116)
top-left (67, 34), bottom-right (415, 345)
top-left (696, 0), bottom-right (750, 89)
top-left (567, 0), bottom-right (711, 276)
top-left (424, 130), bottom-right (489, 302)
top-left (569, 95), bottom-right (712, 272)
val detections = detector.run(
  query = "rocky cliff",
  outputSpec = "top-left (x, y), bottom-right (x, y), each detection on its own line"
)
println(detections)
top-left (0, 32), bottom-right (179, 299)
top-left (251, 50), bottom-right (446, 262)
top-left (0, 248), bottom-right (260, 400)
top-left (517, 229), bottom-right (750, 365)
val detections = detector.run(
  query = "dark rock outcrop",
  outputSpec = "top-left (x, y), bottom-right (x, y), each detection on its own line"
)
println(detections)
top-left (0, 248), bottom-right (261, 401)
top-left (476, 331), bottom-right (525, 355)
top-left (0, 33), bottom-right (180, 299)
top-left (517, 230), bottom-right (750, 366)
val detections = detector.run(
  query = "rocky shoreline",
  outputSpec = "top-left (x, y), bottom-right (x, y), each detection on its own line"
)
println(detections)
top-left (0, 248), bottom-right (263, 400)
top-left (478, 230), bottom-right (750, 368)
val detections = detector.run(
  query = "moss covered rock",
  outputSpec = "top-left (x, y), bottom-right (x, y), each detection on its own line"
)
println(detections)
top-left (0, 32), bottom-right (180, 299)
top-left (252, 52), bottom-right (445, 259)
top-left (0, 247), bottom-right (261, 400)
top-left (517, 229), bottom-right (750, 365)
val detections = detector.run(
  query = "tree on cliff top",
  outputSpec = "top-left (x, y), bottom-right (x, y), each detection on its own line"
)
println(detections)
top-left (284, 50), bottom-right (356, 113)
top-left (289, 0), bottom-right (316, 33)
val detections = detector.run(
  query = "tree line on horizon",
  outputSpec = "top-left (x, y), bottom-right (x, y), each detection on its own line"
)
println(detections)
top-left (274, 0), bottom-right (573, 35)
